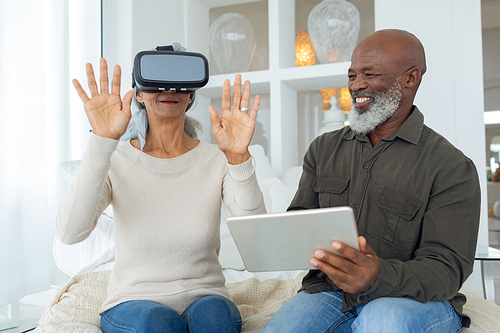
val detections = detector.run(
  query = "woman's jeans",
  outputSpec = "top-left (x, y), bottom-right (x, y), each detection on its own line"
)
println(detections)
top-left (261, 290), bottom-right (462, 333)
top-left (100, 295), bottom-right (242, 333)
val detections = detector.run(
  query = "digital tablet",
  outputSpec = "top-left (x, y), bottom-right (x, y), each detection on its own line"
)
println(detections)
top-left (226, 206), bottom-right (359, 272)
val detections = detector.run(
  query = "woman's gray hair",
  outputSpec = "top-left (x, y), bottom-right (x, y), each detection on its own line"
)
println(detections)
top-left (132, 90), bottom-right (202, 139)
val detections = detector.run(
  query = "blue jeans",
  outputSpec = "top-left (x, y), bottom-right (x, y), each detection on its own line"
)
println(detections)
top-left (100, 295), bottom-right (242, 333)
top-left (261, 290), bottom-right (462, 333)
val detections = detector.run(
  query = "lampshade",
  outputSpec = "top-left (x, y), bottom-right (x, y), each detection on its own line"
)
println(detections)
top-left (295, 30), bottom-right (315, 67)
top-left (334, 87), bottom-right (352, 113)
top-left (319, 88), bottom-right (335, 111)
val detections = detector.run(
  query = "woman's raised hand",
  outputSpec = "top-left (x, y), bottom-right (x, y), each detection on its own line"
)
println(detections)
top-left (73, 58), bottom-right (135, 140)
top-left (209, 74), bottom-right (260, 165)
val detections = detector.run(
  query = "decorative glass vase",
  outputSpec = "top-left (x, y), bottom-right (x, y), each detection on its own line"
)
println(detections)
top-left (209, 13), bottom-right (256, 74)
top-left (308, 0), bottom-right (360, 63)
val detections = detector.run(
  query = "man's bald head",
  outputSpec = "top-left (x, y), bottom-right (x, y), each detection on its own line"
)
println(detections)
top-left (354, 29), bottom-right (426, 79)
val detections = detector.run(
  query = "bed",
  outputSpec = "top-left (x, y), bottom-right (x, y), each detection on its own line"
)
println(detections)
top-left (35, 145), bottom-right (500, 332)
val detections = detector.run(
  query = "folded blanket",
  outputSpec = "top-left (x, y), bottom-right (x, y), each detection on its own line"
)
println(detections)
top-left (35, 270), bottom-right (500, 333)
top-left (35, 270), bottom-right (111, 333)
top-left (226, 272), bottom-right (306, 332)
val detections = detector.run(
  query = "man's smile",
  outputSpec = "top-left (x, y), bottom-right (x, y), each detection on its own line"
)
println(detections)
top-left (354, 96), bottom-right (372, 108)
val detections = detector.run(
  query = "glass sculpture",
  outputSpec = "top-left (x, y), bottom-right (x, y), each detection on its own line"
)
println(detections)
top-left (209, 13), bottom-right (256, 74)
top-left (308, 0), bottom-right (360, 63)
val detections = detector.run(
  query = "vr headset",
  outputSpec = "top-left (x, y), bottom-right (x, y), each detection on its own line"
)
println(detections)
top-left (132, 45), bottom-right (209, 93)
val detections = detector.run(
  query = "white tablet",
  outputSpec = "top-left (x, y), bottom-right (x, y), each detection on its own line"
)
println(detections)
top-left (226, 206), bottom-right (359, 272)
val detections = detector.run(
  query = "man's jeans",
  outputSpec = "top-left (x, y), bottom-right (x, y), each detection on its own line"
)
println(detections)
top-left (261, 290), bottom-right (462, 333)
top-left (100, 295), bottom-right (242, 333)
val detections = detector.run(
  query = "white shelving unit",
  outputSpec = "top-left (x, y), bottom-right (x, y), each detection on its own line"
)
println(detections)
top-left (194, 0), bottom-right (368, 174)
top-left (103, 0), bottom-right (372, 174)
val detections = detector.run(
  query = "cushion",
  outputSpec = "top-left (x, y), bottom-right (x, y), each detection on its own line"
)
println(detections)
top-left (279, 166), bottom-right (302, 186)
top-left (269, 185), bottom-right (297, 213)
top-left (53, 214), bottom-right (115, 277)
top-left (248, 145), bottom-right (276, 181)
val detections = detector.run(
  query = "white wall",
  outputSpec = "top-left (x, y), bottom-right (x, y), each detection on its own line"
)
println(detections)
top-left (375, 0), bottom-right (487, 296)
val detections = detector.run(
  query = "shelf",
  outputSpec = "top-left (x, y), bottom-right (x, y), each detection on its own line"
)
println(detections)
top-left (198, 70), bottom-right (271, 98)
top-left (199, 61), bottom-right (350, 98)
top-left (280, 62), bottom-right (350, 91)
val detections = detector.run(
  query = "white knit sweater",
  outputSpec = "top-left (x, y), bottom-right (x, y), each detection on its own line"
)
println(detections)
top-left (56, 133), bottom-right (265, 314)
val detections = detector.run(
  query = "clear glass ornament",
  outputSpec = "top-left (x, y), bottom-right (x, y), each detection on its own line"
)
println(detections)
top-left (308, 0), bottom-right (360, 63)
top-left (209, 13), bottom-right (256, 74)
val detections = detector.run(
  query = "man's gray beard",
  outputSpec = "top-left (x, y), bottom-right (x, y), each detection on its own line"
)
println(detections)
top-left (347, 80), bottom-right (402, 135)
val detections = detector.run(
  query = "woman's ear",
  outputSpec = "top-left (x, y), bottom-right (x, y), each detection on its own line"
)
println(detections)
top-left (136, 91), bottom-right (144, 103)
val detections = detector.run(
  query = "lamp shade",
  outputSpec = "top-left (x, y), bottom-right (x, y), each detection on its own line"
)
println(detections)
top-left (295, 30), bottom-right (315, 67)
top-left (320, 88), bottom-right (335, 111)
top-left (335, 87), bottom-right (352, 113)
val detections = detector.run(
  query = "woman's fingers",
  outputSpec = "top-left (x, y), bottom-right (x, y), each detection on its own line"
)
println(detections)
top-left (240, 80), bottom-right (251, 110)
top-left (232, 74), bottom-right (242, 109)
top-left (99, 58), bottom-right (109, 94)
top-left (221, 79), bottom-right (231, 111)
top-left (80, 59), bottom-right (121, 99)
top-left (72, 79), bottom-right (90, 103)
top-left (248, 95), bottom-right (260, 120)
top-left (86, 63), bottom-right (98, 97)
top-left (122, 89), bottom-right (136, 117)
top-left (208, 105), bottom-right (222, 131)
top-left (111, 64), bottom-right (122, 96)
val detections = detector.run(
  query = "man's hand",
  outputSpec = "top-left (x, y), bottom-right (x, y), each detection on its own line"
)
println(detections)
top-left (310, 236), bottom-right (380, 294)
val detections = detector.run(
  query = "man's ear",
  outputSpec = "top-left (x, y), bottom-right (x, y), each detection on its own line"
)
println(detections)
top-left (404, 67), bottom-right (421, 89)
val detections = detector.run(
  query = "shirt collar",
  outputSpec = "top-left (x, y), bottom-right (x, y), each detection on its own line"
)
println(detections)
top-left (343, 105), bottom-right (424, 146)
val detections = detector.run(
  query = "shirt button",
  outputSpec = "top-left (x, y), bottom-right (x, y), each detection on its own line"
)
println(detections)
top-left (363, 163), bottom-right (369, 169)
top-left (361, 295), bottom-right (369, 301)
top-left (353, 203), bottom-right (359, 208)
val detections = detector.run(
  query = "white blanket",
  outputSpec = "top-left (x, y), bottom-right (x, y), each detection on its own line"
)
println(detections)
top-left (35, 270), bottom-right (500, 333)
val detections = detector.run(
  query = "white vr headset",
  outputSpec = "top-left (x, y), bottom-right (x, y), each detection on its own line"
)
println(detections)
top-left (132, 45), bottom-right (209, 93)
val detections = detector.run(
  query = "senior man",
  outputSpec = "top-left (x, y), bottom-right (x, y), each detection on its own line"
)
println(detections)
top-left (262, 29), bottom-right (480, 333)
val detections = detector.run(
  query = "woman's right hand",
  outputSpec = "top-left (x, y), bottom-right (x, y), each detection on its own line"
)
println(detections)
top-left (73, 58), bottom-right (135, 140)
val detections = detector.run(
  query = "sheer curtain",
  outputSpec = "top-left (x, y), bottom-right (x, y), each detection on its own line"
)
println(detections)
top-left (0, 0), bottom-right (71, 309)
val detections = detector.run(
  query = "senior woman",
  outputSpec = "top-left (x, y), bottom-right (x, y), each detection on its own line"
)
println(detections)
top-left (56, 57), bottom-right (265, 333)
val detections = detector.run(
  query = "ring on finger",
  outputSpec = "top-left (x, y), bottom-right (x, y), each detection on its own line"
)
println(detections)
top-left (240, 107), bottom-right (249, 112)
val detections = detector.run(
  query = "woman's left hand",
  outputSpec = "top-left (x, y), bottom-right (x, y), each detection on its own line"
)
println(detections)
top-left (209, 74), bottom-right (260, 165)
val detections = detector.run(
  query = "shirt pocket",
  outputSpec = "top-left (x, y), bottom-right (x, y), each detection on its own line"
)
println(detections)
top-left (312, 176), bottom-right (350, 208)
top-left (367, 186), bottom-right (423, 252)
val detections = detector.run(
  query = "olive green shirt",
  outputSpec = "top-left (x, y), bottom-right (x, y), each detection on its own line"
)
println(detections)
top-left (290, 106), bottom-right (480, 326)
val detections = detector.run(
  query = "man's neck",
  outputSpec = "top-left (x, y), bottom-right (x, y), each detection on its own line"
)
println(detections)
top-left (367, 106), bottom-right (413, 147)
